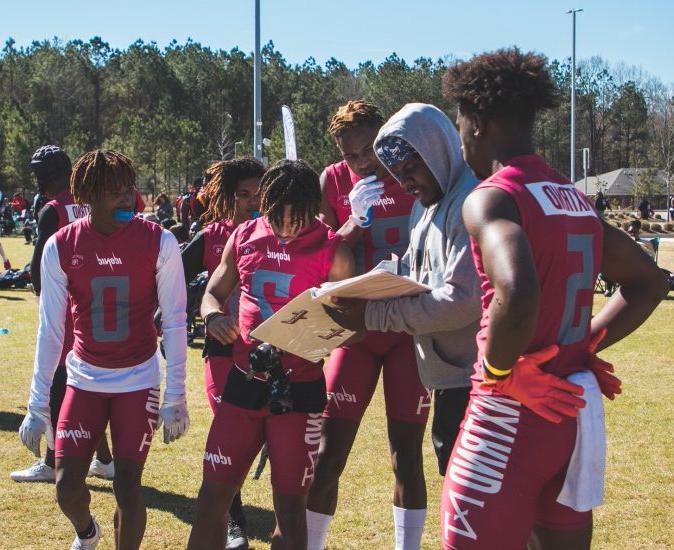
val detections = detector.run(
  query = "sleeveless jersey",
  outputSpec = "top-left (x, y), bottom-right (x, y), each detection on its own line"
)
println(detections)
top-left (324, 160), bottom-right (413, 273)
top-left (232, 217), bottom-right (341, 381)
top-left (202, 219), bottom-right (238, 334)
top-left (46, 190), bottom-right (91, 229)
top-left (472, 155), bottom-right (603, 383)
top-left (202, 219), bottom-right (236, 276)
top-left (45, 191), bottom-right (91, 364)
top-left (55, 216), bottom-right (163, 368)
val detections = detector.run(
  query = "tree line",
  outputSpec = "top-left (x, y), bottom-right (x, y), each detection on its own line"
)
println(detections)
top-left (1, 37), bottom-right (672, 200)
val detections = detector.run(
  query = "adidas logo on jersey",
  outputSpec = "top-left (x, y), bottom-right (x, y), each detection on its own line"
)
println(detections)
top-left (56, 423), bottom-right (92, 447)
top-left (204, 447), bottom-right (232, 471)
top-left (96, 252), bottom-right (123, 271)
top-left (266, 246), bottom-right (290, 265)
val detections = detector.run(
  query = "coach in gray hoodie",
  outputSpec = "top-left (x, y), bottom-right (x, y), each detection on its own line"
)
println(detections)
top-left (330, 103), bottom-right (482, 473)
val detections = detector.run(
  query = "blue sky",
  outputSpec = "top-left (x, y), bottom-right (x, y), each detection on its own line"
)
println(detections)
top-left (3, 0), bottom-right (673, 84)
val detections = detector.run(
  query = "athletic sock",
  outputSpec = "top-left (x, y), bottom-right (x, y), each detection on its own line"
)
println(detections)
top-left (393, 506), bottom-right (426, 550)
top-left (77, 517), bottom-right (96, 540)
top-left (306, 509), bottom-right (333, 550)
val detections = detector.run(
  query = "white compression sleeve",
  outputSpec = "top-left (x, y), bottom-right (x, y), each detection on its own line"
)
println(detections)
top-left (156, 230), bottom-right (188, 398)
top-left (29, 236), bottom-right (67, 409)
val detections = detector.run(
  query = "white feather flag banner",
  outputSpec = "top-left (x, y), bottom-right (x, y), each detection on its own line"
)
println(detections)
top-left (281, 105), bottom-right (298, 160)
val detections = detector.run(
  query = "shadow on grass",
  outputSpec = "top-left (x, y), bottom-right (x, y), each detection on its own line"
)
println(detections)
top-left (0, 411), bottom-right (24, 431)
top-left (89, 485), bottom-right (275, 543)
top-left (0, 294), bottom-right (26, 301)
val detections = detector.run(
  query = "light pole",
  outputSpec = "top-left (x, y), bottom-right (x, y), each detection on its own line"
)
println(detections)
top-left (582, 147), bottom-right (590, 194)
top-left (253, 0), bottom-right (262, 160)
top-left (567, 8), bottom-right (583, 183)
top-left (234, 141), bottom-right (243, 158)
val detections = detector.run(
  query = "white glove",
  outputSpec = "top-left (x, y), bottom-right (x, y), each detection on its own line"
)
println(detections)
top-left (19, 405), bottom-right (54, 457)
top-left (348, 176), bottom-right (384, 227)
top-left (157, 395), bottom-right (189, 444)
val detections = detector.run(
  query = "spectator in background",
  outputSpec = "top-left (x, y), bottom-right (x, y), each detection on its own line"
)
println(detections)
top-left (12, 192), bottom-right (28, 214)
top-left (595, 191), bottom-right (609, 218)
top-left (668, 195), bottom-right (674, 222)
top-left (638, 197), bottom-right (653, 219)
top-left (154, 192), bottom-right (174, 221)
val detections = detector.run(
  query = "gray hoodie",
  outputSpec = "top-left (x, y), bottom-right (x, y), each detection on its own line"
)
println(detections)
top-left (364, 103), bottom-right (482, 389)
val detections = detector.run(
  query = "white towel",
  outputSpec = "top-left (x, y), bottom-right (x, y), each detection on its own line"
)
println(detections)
top-left (557, 370), bottom-right (606, 512)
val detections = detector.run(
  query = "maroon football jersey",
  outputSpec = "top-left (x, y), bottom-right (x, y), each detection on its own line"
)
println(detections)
top-left (324, 160), bottom-right (413, 273)
top-left (472, 155), bottom-right (603, 383)
top-left (55, 217), bottom-right (162, 368)
top-left (44, 191), bottom-right (91, 364)
top-left (231, 217), bottom-right (341, 381)
top-left (202, 219), bottom-right (236, 277)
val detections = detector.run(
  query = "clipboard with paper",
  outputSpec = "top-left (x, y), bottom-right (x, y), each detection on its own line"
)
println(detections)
top-left (249, 256), bottom-right (431, 363)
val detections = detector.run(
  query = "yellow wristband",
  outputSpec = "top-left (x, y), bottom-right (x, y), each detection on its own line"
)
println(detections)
top-left (483, 358), bottom-right (513, 377)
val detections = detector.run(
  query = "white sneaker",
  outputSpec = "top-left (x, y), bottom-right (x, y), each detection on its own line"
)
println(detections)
top-left (88, 459), bottom-right (115, 480)
top-left (70, 518), bottom-right (101, 549)
top-left (10, 460), bottom-right (56, 482)
top-left (226, 516), bottom-right (249, 549)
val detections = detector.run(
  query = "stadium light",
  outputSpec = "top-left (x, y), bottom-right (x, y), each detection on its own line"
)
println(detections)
top-left (567, 8), bottom-right (583, 183)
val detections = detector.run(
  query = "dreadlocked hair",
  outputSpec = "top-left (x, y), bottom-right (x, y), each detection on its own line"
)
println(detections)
top-left (260, 160), bottom-right (321, 231)
top-left (443, 48), bottom-right (559, 127)
top-left (70, 150), bottom-right (136, 205)
top-left (200, 157), bottom-right (265, 225)
top-left (328, 100), bottom-right (384, 138)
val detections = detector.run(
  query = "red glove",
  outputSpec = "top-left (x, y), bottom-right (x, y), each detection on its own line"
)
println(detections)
top-left (3, 259), bottom-right (10, 270)
top-left (588, 328), bottom-right (622, 400)
top-left (481, 345), bottom-right (586, 424)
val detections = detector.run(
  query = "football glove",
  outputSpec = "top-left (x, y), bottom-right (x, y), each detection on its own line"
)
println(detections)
top-left (19, 405), bottom-right (54, 457)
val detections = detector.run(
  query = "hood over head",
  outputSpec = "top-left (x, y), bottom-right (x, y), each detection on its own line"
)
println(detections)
top-left (374, 103), bottom-right (467, 195)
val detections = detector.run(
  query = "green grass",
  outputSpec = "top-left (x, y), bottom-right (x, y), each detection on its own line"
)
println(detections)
top-left (0, 235), bottom-right (673, 549)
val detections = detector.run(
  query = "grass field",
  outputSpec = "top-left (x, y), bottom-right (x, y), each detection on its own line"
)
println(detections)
top-left (0, 235), bottom-right (672, 549)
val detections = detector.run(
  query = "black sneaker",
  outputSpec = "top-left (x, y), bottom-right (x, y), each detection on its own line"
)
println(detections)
top-left (226, 516), bottom-right (249, 549)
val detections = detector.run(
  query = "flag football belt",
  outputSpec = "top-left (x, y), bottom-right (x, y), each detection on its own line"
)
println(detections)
top-left (222, 364), bottom-right (327, 413)
top-left (202, 336), bottom-right (233, 358)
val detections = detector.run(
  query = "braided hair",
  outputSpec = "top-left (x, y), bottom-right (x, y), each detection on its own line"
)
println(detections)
top-left (328, 100), bottom-right (384, 139)
top-left (200, 158), bottom-right (265, 225)
top-left (70, 150), bottom-right (135, 206)
top-left (260, 160), bottom-right (321, 231)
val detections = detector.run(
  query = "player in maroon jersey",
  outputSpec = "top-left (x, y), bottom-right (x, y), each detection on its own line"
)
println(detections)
top-left (188, 160), bottom-right (355, 550)
top-left (308, 100), bottom-right (430, 550)
top-left (18, 150), bottom-right (188, 549)
top-left (441, 48), bottom-right (666, 549)
top-left (12, 145), bottom-right (115, 484)
top-left (180, 157), bottom-right (264, 549)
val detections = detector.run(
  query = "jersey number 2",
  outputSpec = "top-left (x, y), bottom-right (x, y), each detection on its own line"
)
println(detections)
top-left (558, 234), bottom-right (594, 345)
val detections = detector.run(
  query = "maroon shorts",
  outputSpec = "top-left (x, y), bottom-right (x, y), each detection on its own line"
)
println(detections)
top-left (204, 357), bottom-right (233, 414)
top-left (55, 385), bottom-right (160, 463)
top-left (323, 331), bottom-right (430, 424)
top-left (440, 392), bottom-right (591, 549)
top-left (202, 401), bottom-right (323, 496)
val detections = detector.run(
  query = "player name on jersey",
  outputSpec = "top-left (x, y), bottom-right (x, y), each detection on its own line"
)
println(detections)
top-left (527, 181), bottom-right (597, 218)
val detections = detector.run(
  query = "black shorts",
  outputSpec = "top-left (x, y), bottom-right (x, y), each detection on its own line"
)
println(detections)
top-left (431, 386), bottom-right (471, 476)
